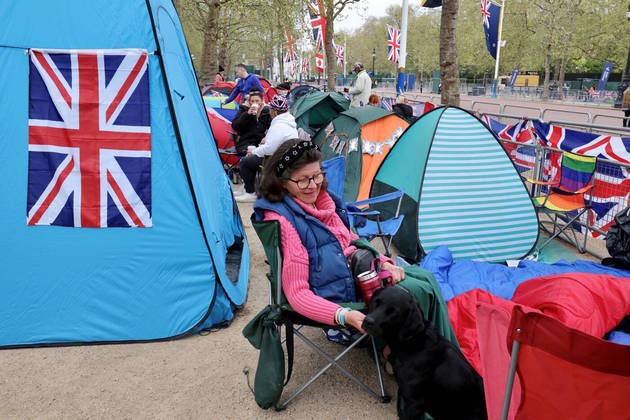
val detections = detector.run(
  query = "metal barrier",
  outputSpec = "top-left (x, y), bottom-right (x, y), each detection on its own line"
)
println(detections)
top-left (547, 120), bottom-right (630, 137)
top-left (540, 108), bottom-right (591, 124)
top-left (592, 113), bottom-right (627, 127)
top-left (471, 100), bottom-right (501, 114)
top-left (502, 104), bottom-right (542, 119)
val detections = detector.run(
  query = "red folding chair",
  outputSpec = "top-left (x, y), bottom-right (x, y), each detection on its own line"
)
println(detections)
top-left (501, 306), bottom-right (630, 420)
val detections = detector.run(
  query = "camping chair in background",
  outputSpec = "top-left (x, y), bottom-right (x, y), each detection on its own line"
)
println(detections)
top-left (250, 216), bottom-right (390, 410)
top-left (501, 306), bottom-right (630, 420)
top-left (322, 157), bottom-right (405, 257)
top-left (523, 151), bottom-right (596, 253)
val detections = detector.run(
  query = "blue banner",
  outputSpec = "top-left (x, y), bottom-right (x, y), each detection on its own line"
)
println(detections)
top-left (481, 0), bottom-right (501, 59)
top-left (421, 0), bottom-right (442, 6)
top-left (396, 72), bottom-right (406, 95)
top-left (597, 61), bottom-right (613, 92)
top-left (508, 65), bottom-right (520, 88)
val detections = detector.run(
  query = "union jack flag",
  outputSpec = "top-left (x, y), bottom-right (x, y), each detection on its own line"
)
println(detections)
top-left (302, 57), bottom-right (309, 75)
top-left (333, 42), bottom-right (344, 67)
top-left (387, 25), bottom-right (400, 63)
top-left (482, 116), bottom-right (537, 171)
top-left (531, 120), bottom-right (630, 237)
top-left (308, 1), bottom-right (326, 50)
top-left (28, 49), bottom-right (151, 228)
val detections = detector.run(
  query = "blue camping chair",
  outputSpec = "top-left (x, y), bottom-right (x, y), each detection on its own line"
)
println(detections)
top-left (322, 157), bottom-right (405, 257)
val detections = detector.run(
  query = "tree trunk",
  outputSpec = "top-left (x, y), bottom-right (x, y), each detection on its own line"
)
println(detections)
top-left (543, 42), bottom-right (551, 100)
top-left (199, 1), bottom-right (219, 85)
top-left (439, 0), bottom-right (460, 106)
top-left (217, 27), bottom-right (228, 74)
top-left (324, 0), bottom-right (336, 92)
top-left (558, 7), bottom-right (576, 90)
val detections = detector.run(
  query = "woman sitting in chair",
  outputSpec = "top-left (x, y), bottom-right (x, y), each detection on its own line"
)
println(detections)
top-left (253, 139), bottom-right (457, 344)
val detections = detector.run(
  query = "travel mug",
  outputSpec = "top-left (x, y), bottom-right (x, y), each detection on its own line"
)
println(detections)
top-left (356, 270), bottom-right (383, 307)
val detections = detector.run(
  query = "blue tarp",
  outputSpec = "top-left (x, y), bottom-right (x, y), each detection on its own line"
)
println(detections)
top-left (420, 246), bottom-right (630, 302)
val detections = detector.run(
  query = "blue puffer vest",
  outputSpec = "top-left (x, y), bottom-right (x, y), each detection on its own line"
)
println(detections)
top-left (254, 192), bottom-right (356, 303)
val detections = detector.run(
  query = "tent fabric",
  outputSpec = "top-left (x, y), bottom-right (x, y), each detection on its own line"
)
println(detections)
top-left (313, 108), bottom-right (408, 202)
top-left (447, 273), bottom-right (630, 375)
top-left (507, 306), bottom-right (630, 420)
top-left (372, 106), bottom-right (539, 263)
top-left (291, 91), bottom-right (349, 135)
top-left (0, 0), bottom-right (249, 347)
top-left (420, 245), bottom-right (630, 302)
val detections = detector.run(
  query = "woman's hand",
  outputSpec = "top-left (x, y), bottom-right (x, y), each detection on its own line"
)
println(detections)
top-left (344, 310), bottom-right (365, 334)
top-left (382, 262), bottom-right (405, 285)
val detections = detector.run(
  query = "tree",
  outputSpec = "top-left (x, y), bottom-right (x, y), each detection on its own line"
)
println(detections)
top-left (321, 0), bottom-right (361, 91)
top-left (440, 0), bottom-right (460, 106)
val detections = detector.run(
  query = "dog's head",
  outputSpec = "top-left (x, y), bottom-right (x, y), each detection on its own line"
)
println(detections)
top-left (362, 286), bottom-right (426, 342)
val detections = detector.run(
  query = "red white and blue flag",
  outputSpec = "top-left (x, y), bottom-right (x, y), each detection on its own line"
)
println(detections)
top-left (387, 25), bottom-right (400, 63)
top-left (481, 0), bottom-right (501, 59)
top-left (28, 49), bottom-right (151, 228)
top-left (333, 42), bottom-right (344, 67)
top-left (308, 1), bottom-right (326, 50)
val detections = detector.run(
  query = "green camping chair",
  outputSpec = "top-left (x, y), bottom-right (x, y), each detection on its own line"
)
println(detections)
top-left (250, 215), bottom-right (390, 410)
top-left (523, 151), bottom-right (596, 253)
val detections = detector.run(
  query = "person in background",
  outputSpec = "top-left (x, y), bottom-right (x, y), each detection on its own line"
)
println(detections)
top-left (236, 95), bottom-right (297, 202)
top-left (231, 89), bottom-right (271, 156)
top-left (392, 95), bottom-right (414, 123)
top-left (275, 82), bottom-right (292, 97)
top-left (348, 62), bottom-right (372, 108)
top-left (622, 84), bottom-right (630, 127)
top-left (368, 94), bottom-right (380, 107)
top-left (224, 63), bottom-right (264, 105)
top-left (215, 65), bottom-right (225, 83)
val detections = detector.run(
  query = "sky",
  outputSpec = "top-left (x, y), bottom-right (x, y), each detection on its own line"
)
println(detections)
top-left (336, 0), bottom-right (402, 33)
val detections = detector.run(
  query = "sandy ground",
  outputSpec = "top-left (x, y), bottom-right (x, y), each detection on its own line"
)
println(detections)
top-left (0, 200), bottom-right (399, 419)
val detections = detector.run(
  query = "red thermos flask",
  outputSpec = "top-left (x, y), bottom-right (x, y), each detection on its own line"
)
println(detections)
top-left (356, 270), bottom-right (383, 306)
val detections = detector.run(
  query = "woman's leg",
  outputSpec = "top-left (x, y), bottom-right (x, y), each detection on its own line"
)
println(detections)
top-left (239, 154), bottom-right (263, 193)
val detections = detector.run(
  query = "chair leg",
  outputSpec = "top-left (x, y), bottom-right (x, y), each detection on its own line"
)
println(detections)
top-left (370, 337), bottom-right (391, 403)
top-left (276, 330), bottom-right (389, 410)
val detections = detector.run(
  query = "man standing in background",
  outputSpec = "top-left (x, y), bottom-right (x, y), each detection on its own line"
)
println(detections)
top-left (224, 64), bottom-right (264, 105)
top-left (348, 62), bottom-right (371, 108)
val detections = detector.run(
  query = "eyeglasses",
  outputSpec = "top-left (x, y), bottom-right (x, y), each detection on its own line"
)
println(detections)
top-left (286, 172), bottom-right (326, 190)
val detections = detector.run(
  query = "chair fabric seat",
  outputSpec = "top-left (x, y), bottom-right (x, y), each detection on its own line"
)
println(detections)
top-left (534, 192), bottom-right (586, 212)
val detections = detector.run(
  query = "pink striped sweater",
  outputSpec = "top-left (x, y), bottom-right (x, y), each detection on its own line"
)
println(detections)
top-left (264, 190), bottom-right (391, 325)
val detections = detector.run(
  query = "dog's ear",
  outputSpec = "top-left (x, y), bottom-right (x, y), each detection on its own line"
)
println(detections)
top-left (398, 296), bottom-right (426, 341)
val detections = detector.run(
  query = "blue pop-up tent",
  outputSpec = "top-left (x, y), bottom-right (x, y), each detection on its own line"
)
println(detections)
top-left (0, 0), bottom-right (250, 347)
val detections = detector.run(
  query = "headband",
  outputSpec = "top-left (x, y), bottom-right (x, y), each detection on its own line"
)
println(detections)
top-left (276, 141), bottom-right (318, 176)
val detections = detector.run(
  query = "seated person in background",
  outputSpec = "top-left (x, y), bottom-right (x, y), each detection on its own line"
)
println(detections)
top-left (253, 140), bottom-right (457, 350)
top-left (231, 89), bottom-right (271, 156)
top-left (392, 95), bottom-right (415, 123)
top-left (236, 95), bottom-right (297, 202)
top-left (368, 94), bottom-right (380, 106)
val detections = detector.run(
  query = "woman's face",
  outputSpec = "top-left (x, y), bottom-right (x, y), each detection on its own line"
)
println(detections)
top-left (284, 161), bottom-right (323, 205)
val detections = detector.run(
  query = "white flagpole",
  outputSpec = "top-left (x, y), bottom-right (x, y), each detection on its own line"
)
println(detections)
top-left (492, 0), bottom-right (506, 98)
top-left (399, 0), bottom-right (409, 68)
top-left (344, 34), bottom-right (347, 85)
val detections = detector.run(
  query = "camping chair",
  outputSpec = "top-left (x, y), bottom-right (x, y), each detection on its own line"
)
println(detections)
top-left (322, 157), bottom-right (405, 257)
top-left (523, 151), bottom-right (596, 253)
top-left (251, 216), bottom-right (390, 410)
top-left (501, 306), bottom-right (630, 420)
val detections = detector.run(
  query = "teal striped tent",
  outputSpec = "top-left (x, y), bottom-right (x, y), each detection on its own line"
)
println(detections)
top-left (371, 107), bottom-right (539, 262)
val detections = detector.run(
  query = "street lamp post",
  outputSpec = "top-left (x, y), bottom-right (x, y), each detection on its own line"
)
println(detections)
top-left (615, 4), bottom-right (630, 108)
top-left (372, 48), bottom-right (376, 79)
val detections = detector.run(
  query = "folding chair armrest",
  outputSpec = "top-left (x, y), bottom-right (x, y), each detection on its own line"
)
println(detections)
top-left (348, 190), bottom-right (404, 208)
top-left (574, 183), bottom-right (594, 195)
top-left (347, 210), bottom-right (380, 217)
top-left (522, 177), bottom-right (559, 187)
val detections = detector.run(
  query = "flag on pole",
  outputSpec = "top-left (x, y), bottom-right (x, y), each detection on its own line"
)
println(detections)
top-left (387, 25), bottom-right (401, 63)
top-left (308, 1), bottom-right (326, 50)
top-left (481, 0), bottom-right (501, 59)
top-left (421, 0), bottom-right (442, 6)
top-left (302, 57), bottom-right (309, 75)
top-left (333, 42), bottom-right (344, 67)
top-left (285, 28), bottom-right (296, 63)
top-left (316, 51), bottom-right (325, 73)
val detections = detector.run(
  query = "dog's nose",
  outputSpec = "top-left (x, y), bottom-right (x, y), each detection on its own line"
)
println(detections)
top-left (362, 315), bottom-right (375, 330)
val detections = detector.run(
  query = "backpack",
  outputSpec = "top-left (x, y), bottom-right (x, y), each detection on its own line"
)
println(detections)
top-left (604, 206), bottom-right (630, 268)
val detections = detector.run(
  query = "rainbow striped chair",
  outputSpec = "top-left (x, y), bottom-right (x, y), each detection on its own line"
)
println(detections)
top-left (525, 151), bottom-right (597, 253)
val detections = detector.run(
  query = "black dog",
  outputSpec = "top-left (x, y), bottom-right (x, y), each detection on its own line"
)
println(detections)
top-left (362, 287), bottom-right (487, 420)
